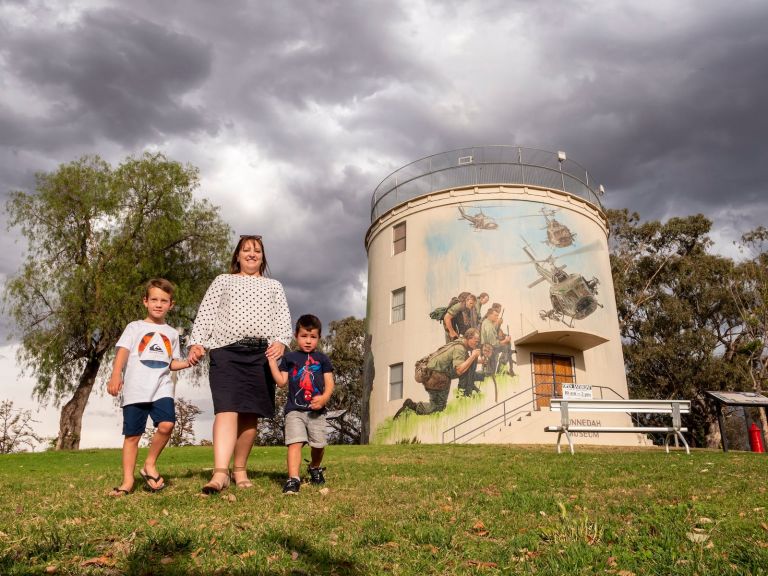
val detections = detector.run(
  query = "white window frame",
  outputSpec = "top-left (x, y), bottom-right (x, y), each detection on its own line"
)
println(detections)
top-left (391, 287), bottom-right (405, 323)
top-left (389, 363), bottom-right (403, 401)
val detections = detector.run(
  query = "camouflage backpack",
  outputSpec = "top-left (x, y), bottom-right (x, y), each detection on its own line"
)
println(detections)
top-left (414, 341), bottom-right (464, 383)
top-left (428, 292), bottom-right (470, 323)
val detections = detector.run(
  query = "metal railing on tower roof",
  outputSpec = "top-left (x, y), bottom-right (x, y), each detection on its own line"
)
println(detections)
top-left (370, 145), bottom-right (604, 222)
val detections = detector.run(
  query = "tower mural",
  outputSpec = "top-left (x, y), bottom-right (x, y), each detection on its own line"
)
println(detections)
top-left (364, 147), bottom-right (635, 446)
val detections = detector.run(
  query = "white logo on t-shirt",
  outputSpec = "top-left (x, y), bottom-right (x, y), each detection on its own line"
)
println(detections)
top-left (138, 332), bottom-right (172, 368)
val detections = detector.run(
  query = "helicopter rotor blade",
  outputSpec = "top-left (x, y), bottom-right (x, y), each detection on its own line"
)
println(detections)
top-left (556, 240), bottom-right (602, 258)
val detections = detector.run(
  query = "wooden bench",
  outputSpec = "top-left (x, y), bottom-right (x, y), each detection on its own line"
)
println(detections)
top-left (545, 398), bottom-right (691, 454)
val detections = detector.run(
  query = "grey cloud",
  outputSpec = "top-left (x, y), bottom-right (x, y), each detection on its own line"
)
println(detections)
top-left (4, 7), bottom-right (216, 150)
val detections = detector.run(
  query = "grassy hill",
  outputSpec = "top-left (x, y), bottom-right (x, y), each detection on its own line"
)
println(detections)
top-left (2, 444), bottom-right (767, 575)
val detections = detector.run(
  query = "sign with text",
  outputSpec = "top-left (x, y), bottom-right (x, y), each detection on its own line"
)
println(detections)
top-left (562, 383), bottom-right (593, 400)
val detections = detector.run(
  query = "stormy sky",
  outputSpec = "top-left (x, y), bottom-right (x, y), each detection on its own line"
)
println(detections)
top-left (2, 0), bottom-right (767, 446)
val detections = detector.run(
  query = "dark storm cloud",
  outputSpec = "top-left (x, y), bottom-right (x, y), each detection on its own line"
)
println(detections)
top-left (4, 7), bottom-right (215, 150)
top-left (185, 0), bottom-right (434, 162)
top-left (518, 2), bottom-right (768, 223)
top-left (257, 163), bottom-right (374, 327)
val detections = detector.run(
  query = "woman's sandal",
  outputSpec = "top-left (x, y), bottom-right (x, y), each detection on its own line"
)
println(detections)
top-left (202, 468), bottom-right (231, 494)
top-left (231, 466), bottom-right (254, 489)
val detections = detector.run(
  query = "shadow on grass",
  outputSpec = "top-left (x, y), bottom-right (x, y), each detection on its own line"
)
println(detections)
top-left (122, 527), bottom-right (363, 576)
top-left (173, 467), bottom-right (286, 487)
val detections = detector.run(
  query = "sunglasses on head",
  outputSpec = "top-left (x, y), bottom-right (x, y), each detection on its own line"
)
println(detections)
top-left (239, 234), bottom-right (262, 240)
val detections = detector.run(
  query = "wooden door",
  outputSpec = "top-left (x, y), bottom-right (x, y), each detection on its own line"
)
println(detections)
top-left (532, 354), bottom-right (575, 410)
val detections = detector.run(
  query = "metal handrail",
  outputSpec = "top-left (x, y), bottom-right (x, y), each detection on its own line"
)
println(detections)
top-left (442, 384), bottom-right (626, 444)
top-left (370, 145), bottom-right (604, 222)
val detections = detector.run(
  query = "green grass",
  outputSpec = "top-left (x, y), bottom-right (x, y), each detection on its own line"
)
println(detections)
top-left (2, 444), bottom-right (768, 575)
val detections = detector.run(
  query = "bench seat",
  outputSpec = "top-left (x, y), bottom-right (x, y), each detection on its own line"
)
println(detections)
top-left (546, 398), bottom-right (691, 455)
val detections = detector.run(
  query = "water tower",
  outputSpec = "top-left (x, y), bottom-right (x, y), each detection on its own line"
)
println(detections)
top-left (364, 146), bottom-right (637, 446)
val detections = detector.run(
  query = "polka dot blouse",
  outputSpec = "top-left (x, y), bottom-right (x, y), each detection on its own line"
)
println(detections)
top-left (189, 274), bottom-right (293, 350)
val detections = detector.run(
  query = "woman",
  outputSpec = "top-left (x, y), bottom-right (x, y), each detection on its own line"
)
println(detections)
top-left (188, 235), bottom-right (292, 493)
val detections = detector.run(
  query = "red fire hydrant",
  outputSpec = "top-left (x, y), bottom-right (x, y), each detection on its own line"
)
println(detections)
top-left (749, 423), bottom-right (765, 453)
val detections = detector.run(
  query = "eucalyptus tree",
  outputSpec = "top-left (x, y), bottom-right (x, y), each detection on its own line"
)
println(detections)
top-left (322, 316), bottom-right (365, 444)
top-left (727, 227), bottom-right (768, 433)
top-left (607, 209), bottom-right (748, 446)
top-left (4, 153), bottom-right (231, 449)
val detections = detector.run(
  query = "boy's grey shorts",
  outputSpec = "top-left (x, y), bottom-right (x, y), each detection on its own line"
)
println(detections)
top-left (284, 410), bottom-right (328, 448)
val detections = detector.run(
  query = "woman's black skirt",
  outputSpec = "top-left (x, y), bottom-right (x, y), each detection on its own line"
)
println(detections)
top-left (209, 343), bottom-right (275, 416)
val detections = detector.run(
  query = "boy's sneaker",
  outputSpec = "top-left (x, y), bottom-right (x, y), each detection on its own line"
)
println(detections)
top-left (282, 477), bottom-right (301, 495)
top-left (308, 466), bottom-right (326, 485)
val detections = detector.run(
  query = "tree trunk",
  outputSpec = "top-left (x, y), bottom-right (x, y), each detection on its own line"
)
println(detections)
top-left (704, 417), bottom-right (722, 450)
top-left (55, 356), bottom-right (102, 450)
top-left (360, 334), bottom-right (374, 444)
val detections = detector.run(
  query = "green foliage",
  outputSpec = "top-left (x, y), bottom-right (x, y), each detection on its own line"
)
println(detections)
top-left (322, 316), bottom-right (365, 444)
top-left (3, 153), bottom-right (231, 448)
top-left (1, 445), bottom-right (768, 575)
top-left (607, 209), bottom-right (768, 446)
top-left (0, 399), bottom-right (42, 453)
top-left (142, 397), bottom-right (203, 448)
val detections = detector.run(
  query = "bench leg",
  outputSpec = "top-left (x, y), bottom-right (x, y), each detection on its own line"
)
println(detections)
top-left (664, 431), bottom-right (691, 455)
top-left (676, 430), bottom-right (690, 455)
top-left (556, 430), bottom-right (574, 455)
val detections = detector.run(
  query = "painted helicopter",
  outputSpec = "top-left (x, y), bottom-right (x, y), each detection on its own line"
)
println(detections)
top-left (458, 205), bottom-right (498, 230)
top-left (540, 207), bottom-right (576, 248)
top-left (523, 243), bottom-right (602, 327)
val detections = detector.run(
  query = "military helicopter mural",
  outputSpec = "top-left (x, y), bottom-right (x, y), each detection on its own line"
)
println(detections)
top-left (457, 205), bottom-right (498, 230)
top-left (540, 207), bottom-right (576, 248)
top-left (522, 241), bottom-right (602, 327)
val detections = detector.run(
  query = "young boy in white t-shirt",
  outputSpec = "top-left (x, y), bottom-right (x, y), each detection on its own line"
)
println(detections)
top-left (107, 278), bottom-right (191, 496)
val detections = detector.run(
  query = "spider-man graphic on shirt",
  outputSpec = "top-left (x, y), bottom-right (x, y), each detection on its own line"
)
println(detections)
top-left (279, 351), bottom-right (334, 413)
top-left (293, 354), bottom-right (321, 405)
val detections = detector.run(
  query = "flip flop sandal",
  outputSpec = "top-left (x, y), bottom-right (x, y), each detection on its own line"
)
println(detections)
top-left (140, 469), bottom-right (166, 492)
top-left (109, 487), bottom-right (131, 497)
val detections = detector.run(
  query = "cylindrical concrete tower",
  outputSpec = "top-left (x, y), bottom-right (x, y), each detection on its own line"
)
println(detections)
top-left (364, 146), bottom-right (636, 446)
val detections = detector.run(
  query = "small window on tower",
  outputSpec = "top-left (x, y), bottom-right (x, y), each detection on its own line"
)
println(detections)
top-left (391, 288), bottom-right (405, 323)
top-left (389, 363), bottom-right (403, 401)
top-left (393, 222), bottom-right (406, 254)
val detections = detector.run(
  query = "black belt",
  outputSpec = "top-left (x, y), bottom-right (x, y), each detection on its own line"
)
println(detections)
top-left (234, 337), bottom-right (269, 348)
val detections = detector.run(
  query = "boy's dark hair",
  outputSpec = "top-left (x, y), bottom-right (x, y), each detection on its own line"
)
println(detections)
top-left (144, 278), bottom-right (176, 299)
top-left (295, 314), bottom-right (322, 336)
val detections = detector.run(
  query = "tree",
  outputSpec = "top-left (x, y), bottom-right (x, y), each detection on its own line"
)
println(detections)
top-left (727, 227), bottom-right (768, 436)
top-left (257, 386), bottom-right (287, 446)
top-left (3, 153), bottom-right (231, 450)
top-left (170, 397), bottom-right (203, 447)
top-left (607, 209), bottom-right (753, 446)
top-left (142, 397), bottom-right (203, 447)
top-left (0, 399), bottom-right (43, 453)
top-left (322, 317), bottom-right (365, 444)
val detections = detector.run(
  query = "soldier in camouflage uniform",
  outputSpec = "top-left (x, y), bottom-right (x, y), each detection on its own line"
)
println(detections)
top-left (480, 307), bottom-right (511, 376)
top-left (394, 328), bottom-right (481, 418)
top-left (443, 293), bottom-right (477, 342)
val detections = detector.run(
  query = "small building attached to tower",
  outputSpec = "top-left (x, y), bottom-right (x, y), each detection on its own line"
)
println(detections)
top-left (364, 146), bottom-right (637, 446)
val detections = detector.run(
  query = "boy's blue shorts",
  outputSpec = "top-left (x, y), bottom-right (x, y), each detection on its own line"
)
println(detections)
top-left (122, 397), bottom-right (176, 436)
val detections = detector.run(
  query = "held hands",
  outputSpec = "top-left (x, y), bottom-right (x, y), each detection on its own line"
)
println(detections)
top-left (265, 341), bottom-right (285, 361)
top-left (187, 344), bottom-right (206, 366)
